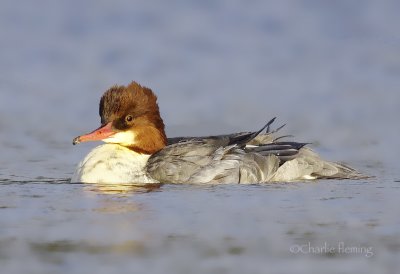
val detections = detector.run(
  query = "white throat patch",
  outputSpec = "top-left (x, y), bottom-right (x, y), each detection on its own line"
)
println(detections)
top-left (103, 131), bottom-right (136, 146)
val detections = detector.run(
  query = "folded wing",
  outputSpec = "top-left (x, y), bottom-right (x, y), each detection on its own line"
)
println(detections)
top-left (148, 118), bottom-right (365, 184)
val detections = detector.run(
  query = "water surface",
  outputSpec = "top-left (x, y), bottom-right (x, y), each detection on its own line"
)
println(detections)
top-left (0, 1), bottom-right (399, 273)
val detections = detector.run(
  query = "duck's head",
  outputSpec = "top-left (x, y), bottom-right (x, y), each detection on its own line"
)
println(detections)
top-left (73, 81), bottom-right (167, 154)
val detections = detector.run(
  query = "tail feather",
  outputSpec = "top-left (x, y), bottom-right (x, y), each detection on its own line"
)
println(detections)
top-left (316, 161), bottom-right (368, 180)
top-left (293, 147), bottom-right (367, 180)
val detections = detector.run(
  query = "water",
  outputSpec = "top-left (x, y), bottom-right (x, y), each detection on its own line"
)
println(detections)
top-left (1, 0), bottom-right (399, 273)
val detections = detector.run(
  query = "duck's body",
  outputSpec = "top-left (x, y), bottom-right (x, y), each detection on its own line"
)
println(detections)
top-left (72, 82), bottom-right (364, 184)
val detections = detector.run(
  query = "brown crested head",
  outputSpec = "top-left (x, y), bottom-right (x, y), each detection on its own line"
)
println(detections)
top-left (73, 81), bottom-right (167, 154)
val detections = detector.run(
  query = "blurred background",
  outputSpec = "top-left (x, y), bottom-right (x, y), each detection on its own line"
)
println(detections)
top-left (0, 1), bottom-right (399, 273)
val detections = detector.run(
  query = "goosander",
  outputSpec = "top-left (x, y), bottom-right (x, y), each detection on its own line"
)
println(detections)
top-left (71, 81), bottom-right (364, 184)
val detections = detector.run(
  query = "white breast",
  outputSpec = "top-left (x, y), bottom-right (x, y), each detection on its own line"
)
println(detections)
top-left (71, 144), bottom-right (158, 184)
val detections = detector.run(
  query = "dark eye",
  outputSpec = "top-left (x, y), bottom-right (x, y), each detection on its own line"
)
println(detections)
top-left (125, 115), bottom-right (133, 122)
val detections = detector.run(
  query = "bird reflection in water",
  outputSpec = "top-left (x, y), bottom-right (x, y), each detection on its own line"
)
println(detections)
top-left (81, 183), bottom-right (162, 214)
top-left (83, 182), bottom-right (162, 195)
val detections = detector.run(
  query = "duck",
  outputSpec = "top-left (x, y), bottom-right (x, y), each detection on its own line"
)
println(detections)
top-left (71, 81), bottom-right (364, 184)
